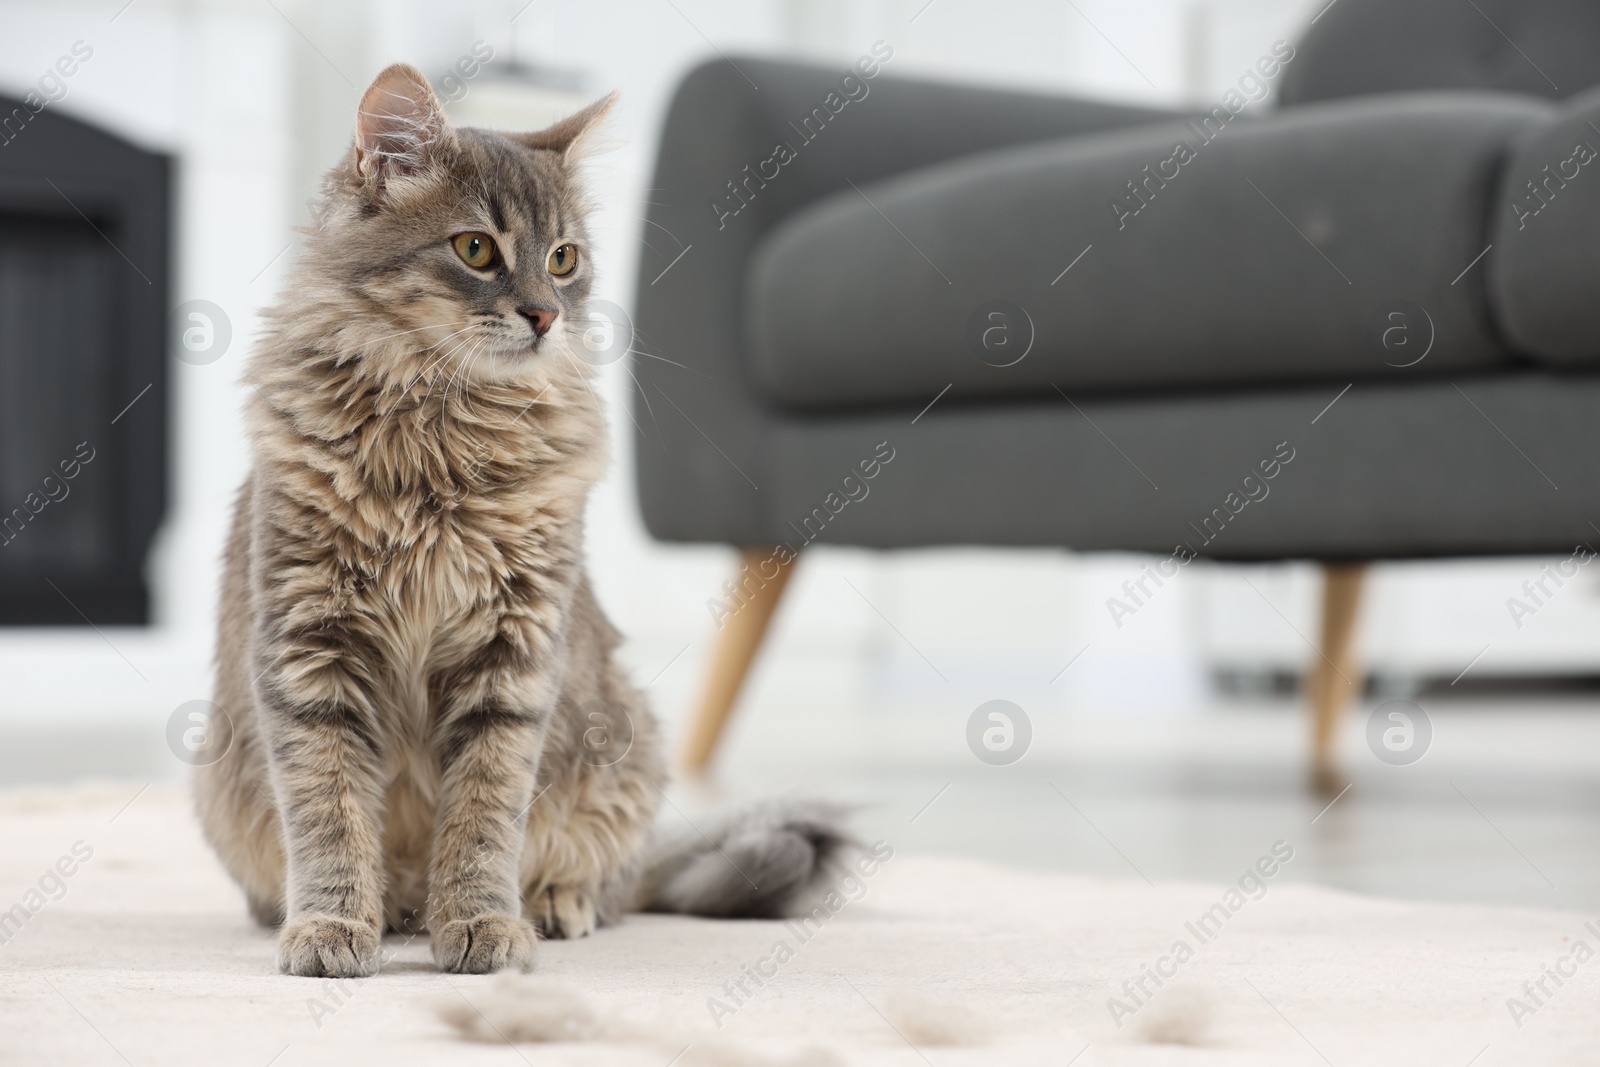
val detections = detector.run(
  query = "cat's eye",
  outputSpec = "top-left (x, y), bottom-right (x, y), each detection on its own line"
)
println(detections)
top-left (548, 243), bottom-right (579, 277)
top-left (452, 232), bottom-right (497, 270)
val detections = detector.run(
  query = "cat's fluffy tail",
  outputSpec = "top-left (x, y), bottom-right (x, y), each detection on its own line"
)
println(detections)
top-left (631, 798), bottom-right (855, 919)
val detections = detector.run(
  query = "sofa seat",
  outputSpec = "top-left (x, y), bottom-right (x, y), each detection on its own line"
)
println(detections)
top-left (747, 92), bottom-right (1553, 410)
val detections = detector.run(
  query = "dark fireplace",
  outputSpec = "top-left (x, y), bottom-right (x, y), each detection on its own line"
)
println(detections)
top-left (0, 95), bottom-right (170, 625)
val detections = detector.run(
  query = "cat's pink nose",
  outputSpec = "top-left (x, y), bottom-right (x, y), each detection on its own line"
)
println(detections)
top-left (518, 306), bottom-right (558, 339)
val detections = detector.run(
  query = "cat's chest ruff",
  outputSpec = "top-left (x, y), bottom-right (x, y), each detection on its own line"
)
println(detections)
top-left (356, 479), bottom-right (553, 616)
top-left (312, 388), bottom-right (602, 644)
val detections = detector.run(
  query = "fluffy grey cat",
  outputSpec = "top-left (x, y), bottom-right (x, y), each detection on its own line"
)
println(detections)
top-left (194, 63), bottom-right (846, 977)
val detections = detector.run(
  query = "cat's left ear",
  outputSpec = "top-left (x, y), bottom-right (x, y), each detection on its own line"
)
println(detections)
top-left (353, 62), bottom-right (457, 187)
top-left (511, 91), bottom-right (618, 160)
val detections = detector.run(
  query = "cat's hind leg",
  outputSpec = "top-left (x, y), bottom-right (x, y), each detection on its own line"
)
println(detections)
top-left (194, 732), bottom-right (288, 928)
top-left (194, 479), bottom-right (290, 930)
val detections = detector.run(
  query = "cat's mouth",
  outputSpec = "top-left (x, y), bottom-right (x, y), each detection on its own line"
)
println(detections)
top-left (499, 339), bottom-right (547, 362)
top-left (496, 323), bottom-right (574, 366)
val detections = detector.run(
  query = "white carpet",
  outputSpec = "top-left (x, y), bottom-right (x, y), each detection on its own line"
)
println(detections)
top-left (1, 784), bottom-right (1596, 1066)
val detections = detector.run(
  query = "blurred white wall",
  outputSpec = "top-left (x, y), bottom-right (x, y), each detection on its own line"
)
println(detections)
top-left (6, 0), bottom-right (1589, 749)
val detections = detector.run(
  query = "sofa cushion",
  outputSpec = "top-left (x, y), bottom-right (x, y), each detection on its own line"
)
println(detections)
top-left (746, 93), bottom-right (1551, 411)
top-left (1489, 85), bottom-right (1600, 366)
top-left (1278, 0), bottom-right (1600, 107)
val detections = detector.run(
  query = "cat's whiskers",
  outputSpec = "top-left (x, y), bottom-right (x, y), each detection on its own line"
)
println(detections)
top-left (365, 334), bottom-right (485, 447)
top-left (460, 348), bottom-right (491, 419)
top-left (556, 342), bottom-right (643, 439)
top-left (419, 330), bottom-right (488, 410)
top-left (382, 324), bottom-right (481, 399)
top-left (623, 363), bottom-right (659, 434)
top-left (626, 324), bottom-right (715, 380)
top-left (374, 323), bottom-right (487, 425)
top-left (402, 322), bottom-right (489, 381)
top-left (632, 215), bottom-right (689, 259)
top-left (443, 335), bottom-right (489, 421)
top-left (358, 319), bottom-right (473, 350)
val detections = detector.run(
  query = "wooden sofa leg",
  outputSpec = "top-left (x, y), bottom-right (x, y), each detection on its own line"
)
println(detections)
top-left (1309, 561), bottom-right (1368, 793)
top-left (679, 548), bottom-right (799, 776)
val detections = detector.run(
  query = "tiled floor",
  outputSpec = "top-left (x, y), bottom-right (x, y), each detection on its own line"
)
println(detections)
top-left (690, 695), bottom-right (1600, 912)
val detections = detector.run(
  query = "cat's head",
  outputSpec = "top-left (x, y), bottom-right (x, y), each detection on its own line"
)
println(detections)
top-left (294, 62), bottom-right (614, 391)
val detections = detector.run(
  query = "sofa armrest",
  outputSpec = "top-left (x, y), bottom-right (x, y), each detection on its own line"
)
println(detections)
top-left (1489, 84), bottom-right (1600, 366)
top-left (631, 54), bottom-right (1178, 544)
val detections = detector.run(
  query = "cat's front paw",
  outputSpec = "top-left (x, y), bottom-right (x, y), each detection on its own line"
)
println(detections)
top-left (278, 914), bottom-right (382, 977)
top-left (529, 884), bottom-right (598, 940)
top-left (432, 913), bottom-right (537, 974)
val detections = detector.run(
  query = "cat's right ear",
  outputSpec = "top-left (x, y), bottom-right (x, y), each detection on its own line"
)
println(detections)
top-left (352, 63), bottom-right (456, 192)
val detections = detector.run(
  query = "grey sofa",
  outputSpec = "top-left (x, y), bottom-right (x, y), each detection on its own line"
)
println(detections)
top-left (632, 0), bottom-right (1600, 781)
